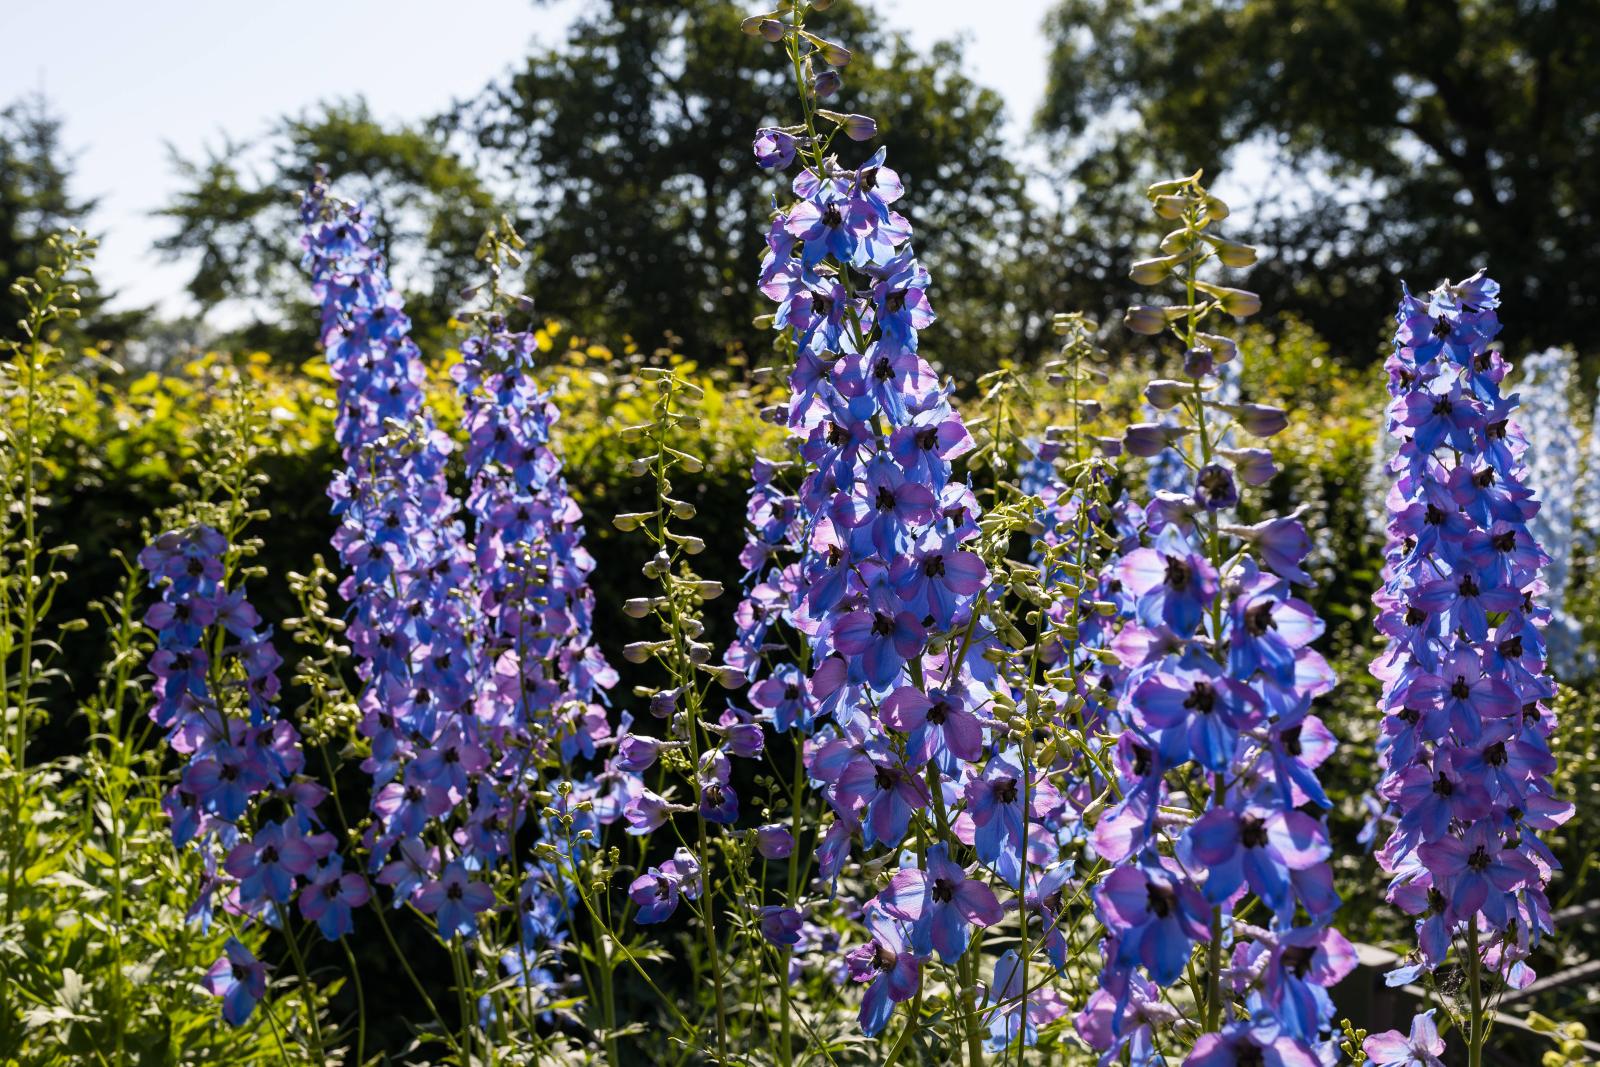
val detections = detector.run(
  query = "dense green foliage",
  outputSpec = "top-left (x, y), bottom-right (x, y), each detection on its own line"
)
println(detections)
top-left (1038, 0), bottom-right (1600, 363)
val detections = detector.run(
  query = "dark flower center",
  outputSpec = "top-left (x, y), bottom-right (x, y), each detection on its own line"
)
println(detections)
top-left (1281, 945), bottom-right (1314, 977)
top-left (1132, 744), bottom-right (1152, 776)
top-left (1491, 530), bottom-right (1516, 552)
top-left (923, 555), bottom-right (945, 578)
top-left (927, 700), bottom-right (951, 725)
top-left (1473, 468), bottom-right (1495, 489)
top-left (1163, 556), bottom-right (1191, 590)
top-left (821, 204), bottom-right (843, 227)
top-left (1431, 317), bottom-right (1451, 340)
top-left (1145, 880), bottom-right (1176, 918)
top-left (915, 426), bottom-right (940, 450)
top-left (873, 766), bottom-right (896, 791)
top-left (992, 777), bottom-right (1019, 805)
top-left (1459, 575), bottom-right (1480, 598)
top-left (1500, 635), bottom-right (1524, 658)
top-left (871, 612), bottom-right (895, 636)
top-left (1467, 845), bottom-right (1493, 872)
top-left (1184, 681), bottom-right (1217, 714)
top-left (931, 878), bottom-right (955, 904)
top-left (875, 485), bottom-right (897, 512)
top-left (1450, 676), bottom-right (1471, 700)
top-left (1241, 815), bottom-right (1269, 848)
top-left (1432, 773), bottom-right (1454, 797)
top-left (1485, 741), bottom-right (1508, 766)
top-left (1246, 600), bottom-right (1276, 636)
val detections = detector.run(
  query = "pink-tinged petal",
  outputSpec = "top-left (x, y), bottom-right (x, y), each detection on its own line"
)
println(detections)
top-left (880, 687), bottom-right (930, 731)
top-left (955, 880), bottom-right (1004, 927)
top-left (940, 709), bottom-right (984, 762)
top-left (1411, 1010), bottom-right (1445, 1056)
top-left (1268, 810), bottom-right (1330, 869)
top-left (1361, 1030), bottom-right (1412, 1065)
top-left (1272, 600), bottom-right (1323, 647)
top-left (1096, 866), bottom-right (1151, 926)
top-left (941, 551), bottom-right (987, 595)
top-left (880, 869), bottom-right (928, 921)
top-left (1131, 675), bottom-right (1191, 728)
top-left (1117, 548), bottom-right (1167, 596)
top-left (1184, 809), bottom-right (1240, 865)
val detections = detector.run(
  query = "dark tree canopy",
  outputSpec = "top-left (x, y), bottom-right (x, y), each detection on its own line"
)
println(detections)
top-left (155, 100), bottom-right (498, 355)
top-left (1038, 0), bottom-right (1600, 361)
top-left (150, 1), bottom-right (1029, 374)
top-left (465, 0), bottom-right (1028, 371)
top-left (0, 95), bottom-right (142, 352)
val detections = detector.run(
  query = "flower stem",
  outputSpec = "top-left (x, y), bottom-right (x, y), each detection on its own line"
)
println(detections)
top-left (1467, 924), bottom-right (1485, 1067)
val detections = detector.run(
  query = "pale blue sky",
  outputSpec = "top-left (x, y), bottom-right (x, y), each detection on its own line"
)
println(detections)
top-left (2, 0), bottom-right (1056, 318)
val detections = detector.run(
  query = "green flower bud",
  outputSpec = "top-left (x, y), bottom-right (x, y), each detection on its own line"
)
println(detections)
top-left (1129, 256), bottom-right (1177, 285)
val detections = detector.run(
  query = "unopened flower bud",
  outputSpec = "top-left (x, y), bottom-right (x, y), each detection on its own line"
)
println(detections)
top-left (623, 641), bottom-right (666, 664)
top-left (623, 597), bottom-right (660, 618)
top-left (612, 511), bottom-right (653, 532)
top-left (1143, 379), bottom-right (1189, 410)
top-left (1197, 332), bottom-right (1238, 363)
top-left (840, 113), bottom-right (876, 141)
top-left (1218, 447), bottom-right (1277, 485)
top-left (1129, 256), bottom-right (1177, 285)
top-left (813, 69), bottom-right (842, 98)
top-left (1217, 288), bottom-right (1260, 317)
top-left (1123, 305), bottom-right (1172, 336)
top-left (1219, 403), bottom-right (1289, 438)
top-left (1123, 422), bottom-right (1193, 458)
top-left (1182, 347), bottom-right (1215, 378)
top-left (1212, 239), bottom-right (1257, 268)
top-left (1153, 195), bottom-right (1187, 220)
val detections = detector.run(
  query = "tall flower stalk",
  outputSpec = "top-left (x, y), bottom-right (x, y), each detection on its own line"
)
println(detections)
top-left (1, 231), bottom-right (91, 925)
top-left (1370, 272), bottom-right (1571, 1067)
top-left (1088, 173), bottom-right (1350, 1065)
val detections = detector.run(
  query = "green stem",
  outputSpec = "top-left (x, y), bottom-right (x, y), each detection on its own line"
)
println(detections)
top-left (341, 938), bottom-right (368, 1066)
top-left (280, 917), bottom-right (329, 1062)
top-left (1467, 925), bottom-right (1485, 1067)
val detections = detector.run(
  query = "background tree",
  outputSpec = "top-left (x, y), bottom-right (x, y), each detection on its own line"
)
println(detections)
top-left (155, 99), bottom-right (498, 356)
top-left (152, 1), bottom-right (1029, 374)
top-left (0, 94), bottom-right (143, 352)
top-left (465, 0), bottom-right (1027, 371)
top-left (1038, 0), bottom-right (1600, 363)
